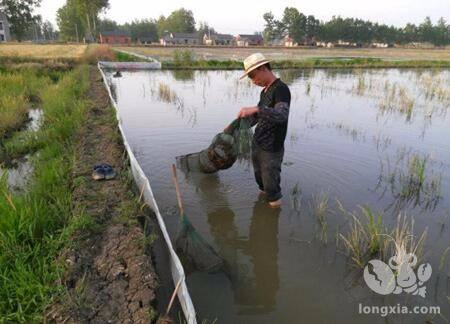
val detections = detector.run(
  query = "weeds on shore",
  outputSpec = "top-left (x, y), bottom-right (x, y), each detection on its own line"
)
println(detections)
top-left (0, 66), bottom-right (89, 322)
top-left (0, 71), bottom-right (49, 139)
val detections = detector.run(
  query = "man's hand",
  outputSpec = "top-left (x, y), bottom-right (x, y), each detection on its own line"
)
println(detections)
top-left (237, 106), bottom-right (259, 118)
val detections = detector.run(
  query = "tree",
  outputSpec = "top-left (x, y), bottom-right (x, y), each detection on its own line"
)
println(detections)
top-left (433, 17), bottom-right (449, 46)
top-left (157, 8), bottom-right (196, 36)
top-left (0, 0), bottom-right (42, 41)
top-left (57, 0), bottom-right (109, 41)
top-left (305, 15), bottom-right (320, 40)
top-left (418, 17), bottom-right (434, 43)
top-left (97, 18), bottom-right (119, 33)
top-left (57, 0), bottom-right (85, 41)
top-left (281, 7), bottom-right (306, 43)
top-left (197, 21), bottom-right (215, 39)
top-left (73, 0), bottom-right (109, 37)
top-left (123, 19), bottom-right (158, 42)
top-left (401, 23), bottom-right (418, 44)
top-left (262, 12), bottom-right (278, 43)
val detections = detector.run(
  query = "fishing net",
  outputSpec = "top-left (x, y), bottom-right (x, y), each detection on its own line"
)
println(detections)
top-left (175, 216), bottom-right (225, 274)
top-left (225, 117), bottom-right (253, 164)
top-left (171, 165), bottom-right (225, 274)
top-left (176, 117), bottom-right (253, 174)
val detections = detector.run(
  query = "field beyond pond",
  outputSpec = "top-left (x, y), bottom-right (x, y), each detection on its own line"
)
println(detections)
top-left (0, 44), bottom-right (88, 59)
top-left (115, 45), bottom-right (450, 62)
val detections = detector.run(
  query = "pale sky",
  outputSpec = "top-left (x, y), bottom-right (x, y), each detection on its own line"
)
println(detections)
top-left (37, 0), bottom-right (449, 34)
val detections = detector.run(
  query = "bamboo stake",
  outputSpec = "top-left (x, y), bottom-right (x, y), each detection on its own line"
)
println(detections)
top-left (165, 277), bottom-right (183, 316)
top-left (171, 164), bottom-right (184, 216)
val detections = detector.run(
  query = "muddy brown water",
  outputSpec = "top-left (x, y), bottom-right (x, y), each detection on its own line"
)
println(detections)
top-left (107, 69), bottom-right (450, 323)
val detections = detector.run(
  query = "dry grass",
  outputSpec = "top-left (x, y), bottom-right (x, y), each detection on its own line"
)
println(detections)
top-left (0, 44), bottom-right (87, 59)
top-left (82, 44), bottom-right (116, 64)
top-left (115, 46), bottom-right (450, 62)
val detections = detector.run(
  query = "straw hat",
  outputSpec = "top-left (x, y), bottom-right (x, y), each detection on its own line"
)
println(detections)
top-left (240, 53), bottom-right (270, 79)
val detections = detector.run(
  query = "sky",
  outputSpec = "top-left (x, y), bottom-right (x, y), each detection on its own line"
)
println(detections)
top-left (37, 0), bottom-right (450, 34)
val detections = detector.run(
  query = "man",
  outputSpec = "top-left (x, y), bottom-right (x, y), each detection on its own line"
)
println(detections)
top-left (237, 53), bottom-right (291, 208)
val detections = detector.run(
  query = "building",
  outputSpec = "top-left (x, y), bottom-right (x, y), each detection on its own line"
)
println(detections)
top-left (268, 35), bottom-right (297, 47)
top-left (160, 33), bottom-right (200, 46)
top-left (137, 37), bottom-right (155, 45)
top-left (0, 11), bottom-right (11, 42)
top-left (99, 30), bottom-right (131, 44)
top-left (235, 34), bottom-right (264, 46)
top-left (203, 33), bottom-right (234, 45)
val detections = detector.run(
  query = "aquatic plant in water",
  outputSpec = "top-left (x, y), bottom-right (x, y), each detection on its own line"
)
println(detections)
top-left (376, 149), bottom-right (442, 212)
top-left (338, 204), bottom-right (427, 270)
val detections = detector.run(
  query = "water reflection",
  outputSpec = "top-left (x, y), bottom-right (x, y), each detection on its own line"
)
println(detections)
top-left (183, 171), bottom-right (280, 315)
top-left (172, 70), bottom-right (195, 81)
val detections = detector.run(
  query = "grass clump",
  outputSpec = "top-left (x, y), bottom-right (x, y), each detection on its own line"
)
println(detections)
top-left (376, 150), bottom-right (442, 211)
top-left (311, 192), bottom-right (330, 244)
top-left (0, 66), bottom-right (89, 322)
top-left (0, 95), bottom-right (28, 138)
top-left (338, 204), bottom-right (427, 269)
top-left (82, 44), bottom-right (116, 64)
top-left (173, 49), bottom-right (195, 65)
top-left (0, 71), bottom-right (49, 139)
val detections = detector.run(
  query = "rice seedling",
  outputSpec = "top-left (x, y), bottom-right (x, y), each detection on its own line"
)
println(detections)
top-left (305, 81), bottom-right (311, 95)
top-left (355, 75), bottom-right (366, 96)
top-left (419, 74), bottom-right (450, 104)
top-left (310, 192), bottom-right (330, 244)
top-left (157, 82), bottom-right (184, 111)
top-left (439, 246), bottom-right (450, 276)
top-left (290, 182), bottom-right (302, 213)
top-left (338, 205), bottom-right (427, 270)
top-left (376, 149), bottom-right (442, 211)
top-left (338, 205), bottom-right (386, 268)
top-left (329, 122), bottom-right (366, 142)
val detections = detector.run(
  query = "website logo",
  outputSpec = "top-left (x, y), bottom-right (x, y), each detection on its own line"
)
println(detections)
top-left (363, 235), bottom-right (432, 297)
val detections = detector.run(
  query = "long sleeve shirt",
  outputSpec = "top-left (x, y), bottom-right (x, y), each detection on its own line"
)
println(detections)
top-left (252, 78), bottom-right (291, 152)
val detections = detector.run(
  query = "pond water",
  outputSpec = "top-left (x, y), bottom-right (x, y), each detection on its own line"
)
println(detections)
top-left (107, 68), bottom-right (450, 323)
top-left (0, 109), bottom-right (42, 191)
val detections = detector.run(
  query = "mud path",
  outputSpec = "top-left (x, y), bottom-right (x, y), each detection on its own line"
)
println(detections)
top-left (46, 67), bottom-right (159, 323)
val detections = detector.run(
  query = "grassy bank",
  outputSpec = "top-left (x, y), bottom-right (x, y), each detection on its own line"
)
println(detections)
top-left (163, 57), bottom-right (450, 70)
top-left (0, 66), bottom-right (90, 322)
top-left (0, 71), bottom-right (50, 139)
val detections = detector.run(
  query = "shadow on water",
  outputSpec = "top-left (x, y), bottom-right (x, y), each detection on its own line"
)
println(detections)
top-left (183, 170), bottom-right (280, 315)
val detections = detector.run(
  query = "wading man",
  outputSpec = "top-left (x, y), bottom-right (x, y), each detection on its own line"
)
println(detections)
top-left (237, 53), bottom-right (291, 208)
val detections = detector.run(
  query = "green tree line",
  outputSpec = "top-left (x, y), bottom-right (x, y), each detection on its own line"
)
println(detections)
top-left (264, 8), bottom-right (450, 46)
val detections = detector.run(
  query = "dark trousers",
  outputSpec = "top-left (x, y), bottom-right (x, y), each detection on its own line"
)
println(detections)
top-left (251, 142), bottom-right (284, 202)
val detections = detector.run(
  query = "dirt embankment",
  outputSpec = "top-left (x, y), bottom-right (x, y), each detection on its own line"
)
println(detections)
top-left (46, 67), bottom-right (159, 323)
